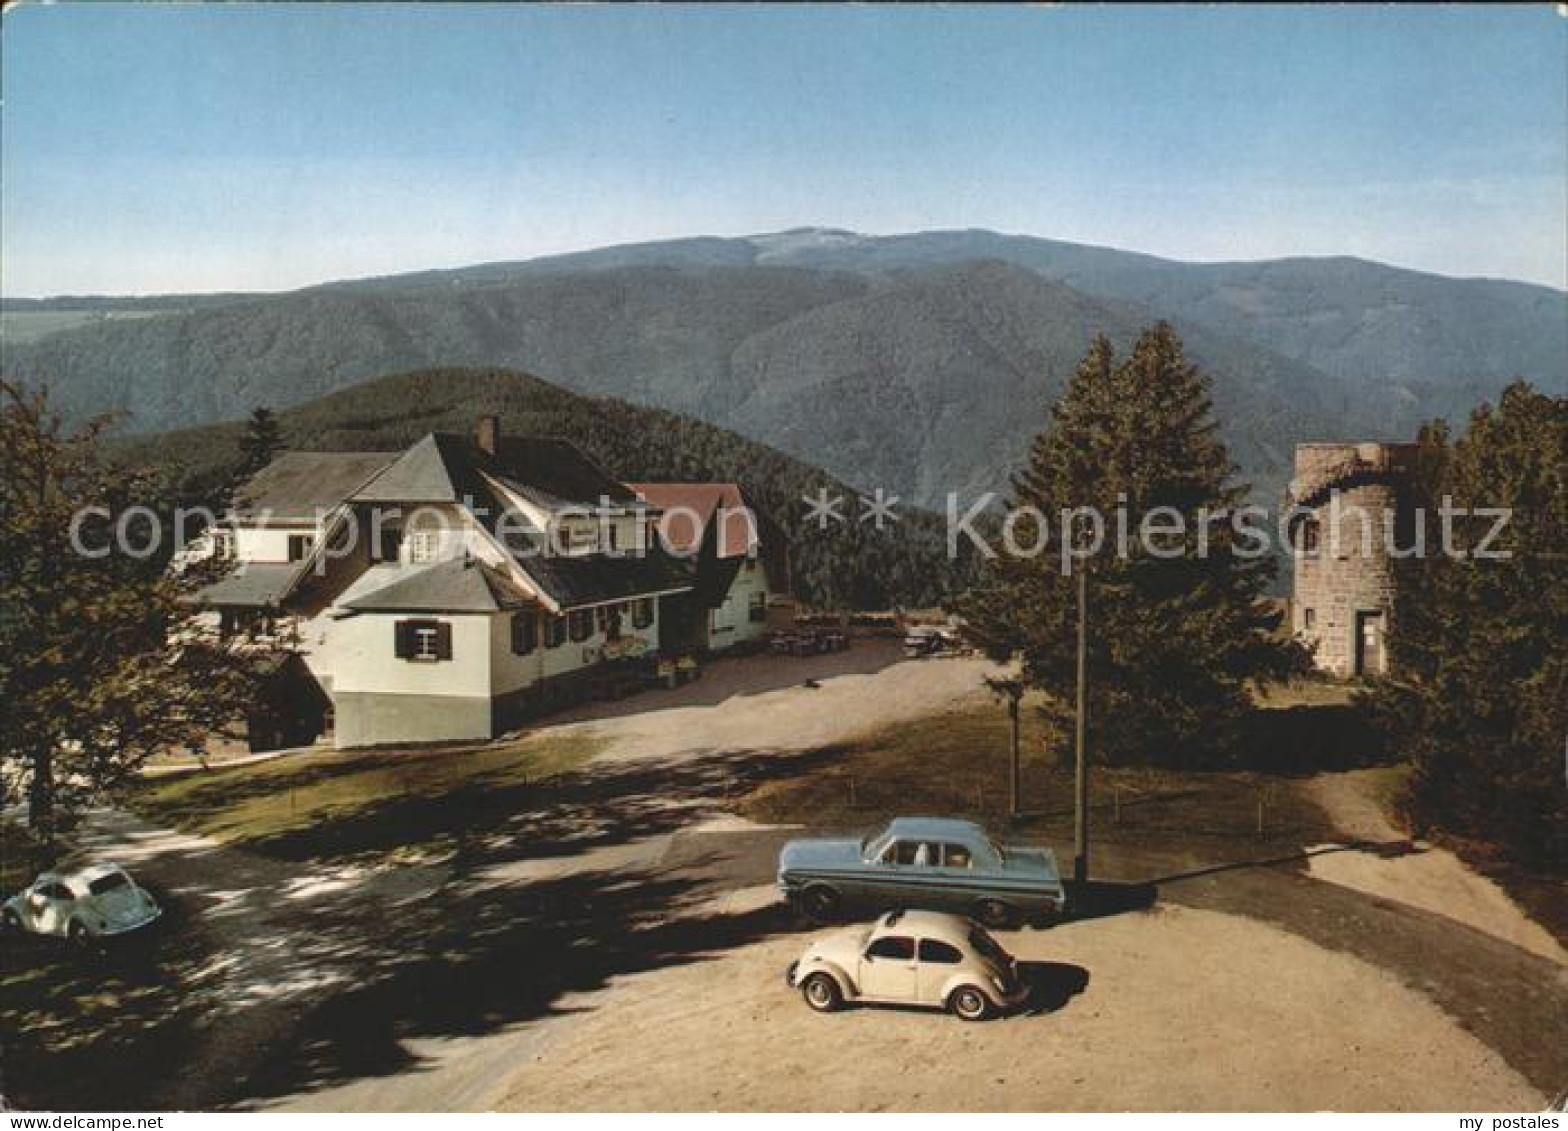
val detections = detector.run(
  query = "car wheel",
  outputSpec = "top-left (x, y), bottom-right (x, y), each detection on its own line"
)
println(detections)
top-left (1, 908), bottom-right (20, 934)
top-left (798, 885), bottom-right (841, 921)
top-left (801, 972), bottom-right (843, 1013)
top-left (974, 898), bottom-right (1016, 929)
top-left (949, 985), bottom-right (991, 1022)
top-left (68, 920), bottom-right (94, 948)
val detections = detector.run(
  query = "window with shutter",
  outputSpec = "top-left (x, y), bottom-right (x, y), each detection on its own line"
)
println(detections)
top-left (568, 609), bottom-right (594, 642)
top-left (544, 615), bottom-right (567, 648)
top-left (396, 619), bottom-right (451, 662)
top-left (511, 611), bottom-right (538, 655)
top-left (394, 620), bottom-right (415, 659)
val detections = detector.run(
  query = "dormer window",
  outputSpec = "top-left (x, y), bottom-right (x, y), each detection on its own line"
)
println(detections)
top-left (287, 534), bottom-right (314, 562)
top-left (409, 531), bottom-right (440, 564)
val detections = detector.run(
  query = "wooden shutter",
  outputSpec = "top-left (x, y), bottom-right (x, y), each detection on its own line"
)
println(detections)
top-left (394, 620), bottom-right (414, 659)
top-left (434, 621), bottom-right (453, 661)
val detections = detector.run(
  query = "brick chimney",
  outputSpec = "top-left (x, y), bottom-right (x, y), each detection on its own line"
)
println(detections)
top-left (475, 414), bottom-right (500, 456)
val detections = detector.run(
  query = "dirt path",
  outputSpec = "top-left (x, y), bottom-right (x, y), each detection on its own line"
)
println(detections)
top-left (551, 645), bottom-right (998, 764)
top-left (493, 903), bottom-right (1542, 1112)
top-left (1303, 771), bottom-right (1567, 965)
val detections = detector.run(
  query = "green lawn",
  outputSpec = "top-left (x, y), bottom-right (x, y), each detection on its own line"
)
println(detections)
top-left (130, 731), bottom-right (601, 865)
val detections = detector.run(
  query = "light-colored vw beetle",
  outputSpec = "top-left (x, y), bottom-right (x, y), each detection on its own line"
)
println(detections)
top-left (786, 909), bottom-right (1028, 1020)
top-left (2, 862), bottom-right (162, 943)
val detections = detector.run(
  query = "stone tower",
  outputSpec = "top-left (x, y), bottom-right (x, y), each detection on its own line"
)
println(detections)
top-left (1287, 442), bottom-right (1418, 677)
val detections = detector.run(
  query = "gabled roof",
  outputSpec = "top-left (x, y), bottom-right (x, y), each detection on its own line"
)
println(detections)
top-left (341, 558), bottom-right (537, 613)
top-left (628, 483), bottom-right (761, 558)
top-left (350, 433), bottom-right (638, 510)
top-left (233, 452), bottom-right (397, 519)
top-left (350, 433), bottom-right (474, 504)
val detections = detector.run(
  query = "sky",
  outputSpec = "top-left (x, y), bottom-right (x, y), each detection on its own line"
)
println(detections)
top-left (2, 3), bottom-right (1565, 296)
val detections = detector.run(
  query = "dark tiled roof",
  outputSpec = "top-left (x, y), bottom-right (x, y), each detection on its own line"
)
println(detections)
top-left (490, 437), bottom-right (639, 507)
top-left (512, 546), bottom-right (696, 611)
top-left (349, 433), bottom-right (636, 510)
top-left (234, 452), bottom-right (396, 519)
top-left (193, 562), bottom-right (306, 608)
top-left (342, 558), bottom-right (537, 613)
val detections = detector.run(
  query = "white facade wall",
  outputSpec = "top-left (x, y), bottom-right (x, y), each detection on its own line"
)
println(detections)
top-left (707, 559), bottom-right (770, 650)
top-left (232, 522), bottom-right (320, 563)
top-left (489, 601), bottom-right (659, 697)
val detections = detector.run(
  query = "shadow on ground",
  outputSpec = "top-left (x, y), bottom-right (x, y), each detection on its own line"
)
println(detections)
top-left (1016, 961), bottom-right (1091, 1015)
top-left (5, 747), bottom-right (836, 1111)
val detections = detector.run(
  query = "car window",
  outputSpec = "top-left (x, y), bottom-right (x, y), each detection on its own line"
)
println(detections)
top-left (893, 840), bottom-right (936, 867)
top-left (968, 926), bottom-right (1011, 964)
top-left (918, 939), bottom-right (964, 964)
top-left (865, 935), bottom-right (915, 961)
top-left (38, 883), bottom-right (73, 901)
top-left (940, 843), bottom-right (973, 868)
top-left (88, 872), bottom-right (131, 896)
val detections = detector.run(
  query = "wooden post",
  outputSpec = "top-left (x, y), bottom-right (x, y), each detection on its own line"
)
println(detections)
top-left (1073, 563), bottom-right (1090, 885)
top-left (848, 776), bottom-right (857, 809)
top-left (1008, 692), bottom-right (1021, 818)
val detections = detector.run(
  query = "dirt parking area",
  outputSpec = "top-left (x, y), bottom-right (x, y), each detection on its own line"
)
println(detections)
top-left (494, 899), bottom-right (1539, 1112)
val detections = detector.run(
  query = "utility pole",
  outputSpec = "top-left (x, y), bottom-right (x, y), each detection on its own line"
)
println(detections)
top-left (1073, 561), bottom-right (1089, 885)
top-left (1008, 688), bottom-right (1021, 818)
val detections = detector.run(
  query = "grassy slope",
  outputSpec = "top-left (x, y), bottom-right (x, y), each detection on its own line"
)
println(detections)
top-left (132, 731), bottom-right (599, 865)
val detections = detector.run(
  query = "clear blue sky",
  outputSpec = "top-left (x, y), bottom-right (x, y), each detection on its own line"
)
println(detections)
top-left (3, 3), bottom-right (1564, 295)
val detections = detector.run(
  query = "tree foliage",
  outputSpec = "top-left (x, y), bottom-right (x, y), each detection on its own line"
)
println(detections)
top-left (1362, 382), bottom-right (1567, 870)
top-left (0, 381), bottom-right (252, 842)
top-left (957, 325), bottom-right (1305, 766)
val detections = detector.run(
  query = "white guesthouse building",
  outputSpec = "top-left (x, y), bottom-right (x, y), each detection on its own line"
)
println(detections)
top-left (193, 417), bottom-right (722, 749)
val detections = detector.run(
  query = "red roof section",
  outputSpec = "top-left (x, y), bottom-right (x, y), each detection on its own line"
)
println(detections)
top-left (629, 483), bottom-right (761, 559)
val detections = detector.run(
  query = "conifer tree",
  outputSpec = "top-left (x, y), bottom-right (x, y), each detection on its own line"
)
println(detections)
top-left (1364, 382), bottom-right (1566, 868)
top-left (959, 324), bottom-right (1302, 765)
top-left (237, 405), bottom-right (284, 480)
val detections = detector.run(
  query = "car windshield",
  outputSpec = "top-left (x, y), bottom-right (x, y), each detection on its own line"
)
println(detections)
top-left (87, 871), bottom-right (130, 896)
top-left (862, 831), bottom-right (893, 861)
top-left (968, 925), bottom-right (1012, 964)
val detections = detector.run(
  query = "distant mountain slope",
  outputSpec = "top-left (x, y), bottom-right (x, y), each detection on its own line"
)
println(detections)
top-left (120, 366), bottom-right (976, 610)
top-left (719, 260), bottom-right (1357, 505)
top-left (319, 226), bottom-right (1567, 387)
top-left (8, 227), bottom-right (1562, 512)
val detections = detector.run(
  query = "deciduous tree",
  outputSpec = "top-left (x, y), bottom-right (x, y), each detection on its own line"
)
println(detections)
top-left (0, 381), bottom-right (251, 842)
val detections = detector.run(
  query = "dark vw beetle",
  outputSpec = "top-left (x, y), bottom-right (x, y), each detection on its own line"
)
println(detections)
top-left (777, 817), bottom-right (1066, 928)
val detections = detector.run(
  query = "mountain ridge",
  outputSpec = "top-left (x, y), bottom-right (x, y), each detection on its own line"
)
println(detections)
top-left (7, 226), bottom-right (1562, 512)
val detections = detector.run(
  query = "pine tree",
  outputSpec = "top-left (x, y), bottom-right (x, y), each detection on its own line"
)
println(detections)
top-left (958, 324), bottom-right (1303, 765)
top-left (1364, 382), bottom-right (1566, 869)
top-left (237, 405), bottom-right (284, 480)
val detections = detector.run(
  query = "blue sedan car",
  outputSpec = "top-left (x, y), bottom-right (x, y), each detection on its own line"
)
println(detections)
top-left (777, 816), bottom-right (1067, 927)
